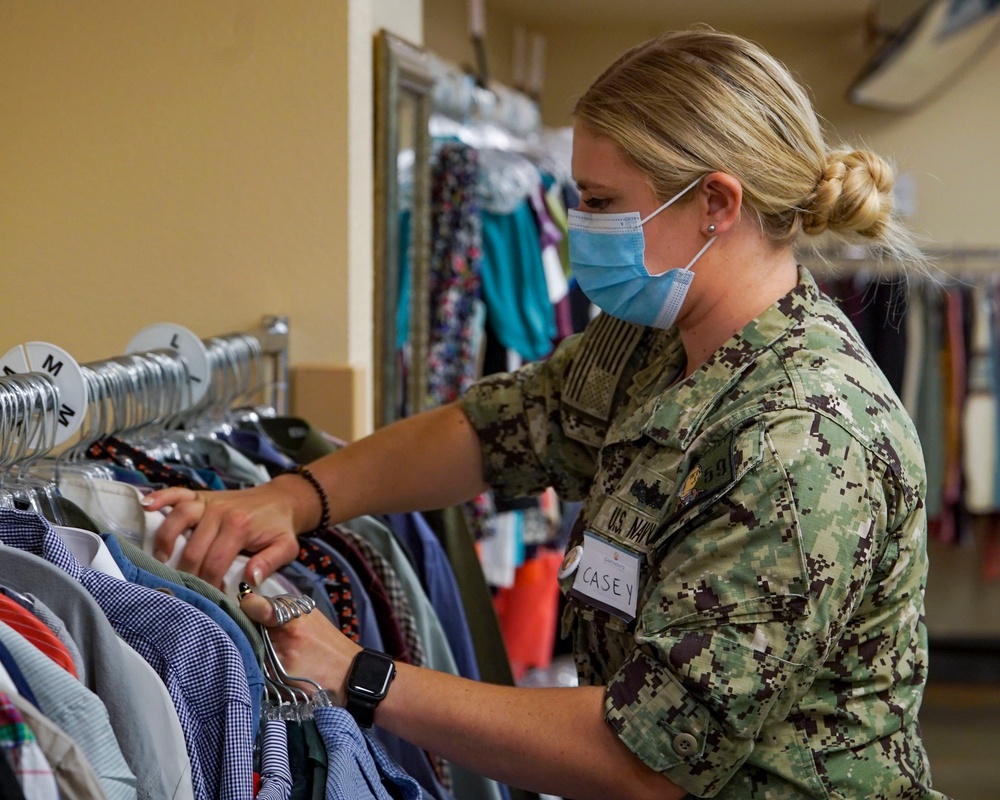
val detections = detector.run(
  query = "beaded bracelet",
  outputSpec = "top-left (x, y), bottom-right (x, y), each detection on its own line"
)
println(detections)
top-left (286, 466), bottom-right (331, 534)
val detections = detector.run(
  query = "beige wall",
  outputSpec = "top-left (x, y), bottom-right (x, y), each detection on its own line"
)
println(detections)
top-left (1, 0), bottom-right (422, 440)
top-left (374, 0), bottom-right (423, 45)
top-left (423, 0), bottom-right (514, 89)
top-left (2, 0), bottom-right (353, 365)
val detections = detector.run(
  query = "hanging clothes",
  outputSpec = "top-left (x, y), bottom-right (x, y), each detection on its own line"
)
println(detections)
top-left (0, 508), bottom-right (255, 800)
top-left (0, 540), bottom-right (188, 800)
top-left (0, 620), bottom-right (137, 800)
top-left (0, 326), bottom-right (531, 800)
top-left (425, 141), bottom-right (485, 406)
top-left (963, 283), bottom-right (998, 513)
top-left (4, 687), bottom-right (104, 800)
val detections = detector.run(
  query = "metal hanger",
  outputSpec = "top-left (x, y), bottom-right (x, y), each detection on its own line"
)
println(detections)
top-left (254, 593), bottom-right (337, 720)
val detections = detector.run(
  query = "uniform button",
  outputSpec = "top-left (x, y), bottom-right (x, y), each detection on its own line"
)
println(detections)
top-left (558, 545), bottom-right (584, 579)
top-left (672, 733), bottom-right (698, 756)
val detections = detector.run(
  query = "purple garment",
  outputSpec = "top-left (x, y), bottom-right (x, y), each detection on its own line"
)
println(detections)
top-left (527, 183), bottom-right (563, 251)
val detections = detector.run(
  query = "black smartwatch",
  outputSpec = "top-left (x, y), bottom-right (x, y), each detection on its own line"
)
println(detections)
top-left (345, 648), bottom-right (396, 728)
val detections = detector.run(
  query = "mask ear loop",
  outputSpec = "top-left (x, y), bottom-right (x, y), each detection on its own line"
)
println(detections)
top-left (680, 236), bottom-right (717, 271)
top-left (639, 177), bottom-right (703, 225)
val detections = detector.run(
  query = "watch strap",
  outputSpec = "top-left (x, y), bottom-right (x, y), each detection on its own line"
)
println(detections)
top-left (345, 692), bottom-right (379, 729)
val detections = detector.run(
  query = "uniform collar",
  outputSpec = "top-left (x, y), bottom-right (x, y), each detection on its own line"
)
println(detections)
top-left (631, 266), bottom-right (820, 450)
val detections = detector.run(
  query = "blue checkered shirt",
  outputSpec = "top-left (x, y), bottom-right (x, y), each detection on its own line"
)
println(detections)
top-left (0, 509), bottom-right (254, 800)
top-left (314, 705), bottom-right (430, 800)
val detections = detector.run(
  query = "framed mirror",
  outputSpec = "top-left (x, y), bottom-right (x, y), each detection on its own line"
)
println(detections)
top-left (373, 29), bottom-right (435, 428)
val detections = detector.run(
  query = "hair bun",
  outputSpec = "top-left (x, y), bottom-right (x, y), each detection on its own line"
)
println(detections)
top-left (802, 150), bottom-right (895, 239)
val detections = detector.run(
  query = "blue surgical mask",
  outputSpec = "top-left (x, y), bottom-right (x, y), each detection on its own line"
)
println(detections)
top-left (568, 177), bottom-right (716, 329)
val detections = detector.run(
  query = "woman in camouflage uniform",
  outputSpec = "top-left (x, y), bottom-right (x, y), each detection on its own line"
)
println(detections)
top-left (148, 28), bottom-right (946, 800)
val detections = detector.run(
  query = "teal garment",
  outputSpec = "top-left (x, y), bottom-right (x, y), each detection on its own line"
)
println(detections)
top-left (398, 208), bottom-right (412, 349)
top-left (480, 202), bottom-right (556, 361)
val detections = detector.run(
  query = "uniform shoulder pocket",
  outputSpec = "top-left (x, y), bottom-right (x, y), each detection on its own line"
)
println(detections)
top-left (659, 422), bottom-right (766, 538)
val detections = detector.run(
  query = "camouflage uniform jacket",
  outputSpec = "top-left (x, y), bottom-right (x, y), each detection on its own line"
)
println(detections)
top-left (461, 269), bottom-right (947, 799)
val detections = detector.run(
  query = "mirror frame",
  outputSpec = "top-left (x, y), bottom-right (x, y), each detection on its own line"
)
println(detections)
top-left (373, 29), bottom-right (435, 429)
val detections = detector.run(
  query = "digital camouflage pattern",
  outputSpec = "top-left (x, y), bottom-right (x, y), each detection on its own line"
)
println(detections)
top-left (461, 268), bottom-right (947, 799)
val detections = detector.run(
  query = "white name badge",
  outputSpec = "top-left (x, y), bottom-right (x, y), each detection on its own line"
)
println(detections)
top-left (569, 532), bottom-right (640, 622)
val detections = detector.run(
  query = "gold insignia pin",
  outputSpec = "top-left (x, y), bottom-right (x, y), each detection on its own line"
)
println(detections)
top-left (680, 466), bottom-right (701, 503)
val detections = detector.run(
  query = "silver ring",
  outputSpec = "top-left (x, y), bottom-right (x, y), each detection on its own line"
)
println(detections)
top-left (266, 593), bottom-right (316, 627)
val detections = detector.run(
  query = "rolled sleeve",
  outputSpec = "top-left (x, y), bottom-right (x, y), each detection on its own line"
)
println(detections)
top-left (605, 632), bottom-right (816, 796)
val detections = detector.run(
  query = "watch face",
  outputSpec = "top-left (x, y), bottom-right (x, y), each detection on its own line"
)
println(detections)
top-left (350, 651), bottom-right (394, 697)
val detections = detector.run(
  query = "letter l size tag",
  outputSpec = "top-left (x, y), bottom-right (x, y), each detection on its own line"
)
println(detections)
top-left (569, 532), bottom-right (640, 623)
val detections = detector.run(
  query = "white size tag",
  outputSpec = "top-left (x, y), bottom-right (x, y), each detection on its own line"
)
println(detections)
top-left (569, 532), bottom-right (640, 622)
top-left (1, 342), bottom-right (88, 447)
top-left (126, 323), bottom-right (210, 407)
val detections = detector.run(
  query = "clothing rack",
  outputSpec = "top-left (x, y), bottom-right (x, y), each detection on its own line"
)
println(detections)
top-left (255, 314), bottom-right (291, 416)
top-left (849, 259), bottom-right (1000, 680)
top-left (0, 316), bottom-right (291, 466)
top-left (0, 310), bottom-right (532, 799)
top-left (0, 372), bottom-right (60, 471)
top-left (425, 50), bottom-right (541, 141)
top-left (798, 245), bottom-right (1000, 279)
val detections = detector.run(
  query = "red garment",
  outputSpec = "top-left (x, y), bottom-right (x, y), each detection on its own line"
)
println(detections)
top-left (982, 516), bottom-right (1000, 582)
top-left (492, 549), bottom-right (564, 681)
top-left (0, 593), bottom-right (78, 678)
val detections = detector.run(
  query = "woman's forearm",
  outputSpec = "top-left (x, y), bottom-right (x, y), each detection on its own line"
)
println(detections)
top-left (377, 666), bottom-right (687, 800)
top-left (292, 401), bottom-right (489, 531)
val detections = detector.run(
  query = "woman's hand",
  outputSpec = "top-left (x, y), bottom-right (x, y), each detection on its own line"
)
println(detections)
top-left (142, 475), bottom-right (314, 588)
top-left (141, 404), bottom-right (488, 590)
top-left (239, 588), bottom-right (360, 701)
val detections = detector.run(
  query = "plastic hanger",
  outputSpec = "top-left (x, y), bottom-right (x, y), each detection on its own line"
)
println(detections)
top-left (0, 372), bottom-right (65, 523)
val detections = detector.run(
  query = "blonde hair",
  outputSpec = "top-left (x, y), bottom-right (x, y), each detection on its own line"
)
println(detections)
top-left (574, 28), bottom-right (923, 267)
